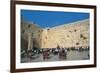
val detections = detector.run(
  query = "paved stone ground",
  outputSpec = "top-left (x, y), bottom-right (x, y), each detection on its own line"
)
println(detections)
top-left (21, 50), bottom-right (89, 63)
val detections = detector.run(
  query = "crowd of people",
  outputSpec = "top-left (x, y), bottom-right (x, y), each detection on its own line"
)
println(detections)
top-left (21, 46), bottom-right (89, 60)
top-left (42, 48), bottom-right (67, 60)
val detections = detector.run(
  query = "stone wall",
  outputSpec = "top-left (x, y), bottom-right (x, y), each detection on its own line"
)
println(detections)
top-left (21, 22), bottom-right (43, 50)
top-left (21, 19), bottom-right (89, 50)
top-left (41, 19), bottom-right (89, 48)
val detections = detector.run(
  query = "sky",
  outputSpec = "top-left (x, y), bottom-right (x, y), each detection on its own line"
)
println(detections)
top-left (21, 10), bottom-right (89, 28)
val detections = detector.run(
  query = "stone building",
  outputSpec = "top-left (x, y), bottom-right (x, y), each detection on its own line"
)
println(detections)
top-left (21, 22), bottom-right (43, 50)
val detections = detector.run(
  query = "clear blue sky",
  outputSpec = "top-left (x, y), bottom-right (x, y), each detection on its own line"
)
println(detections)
top-left (21, 10), bottom-right (89, 28)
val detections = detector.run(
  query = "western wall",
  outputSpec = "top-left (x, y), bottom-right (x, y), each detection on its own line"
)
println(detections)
top-left (21, 19), bottom-right (89, 50)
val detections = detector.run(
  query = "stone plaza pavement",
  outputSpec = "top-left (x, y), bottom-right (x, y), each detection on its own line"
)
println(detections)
top-left (21, 50), bottom-right (89, 63)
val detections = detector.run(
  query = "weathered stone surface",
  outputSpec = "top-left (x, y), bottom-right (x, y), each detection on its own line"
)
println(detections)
top-left (21, 19), bottom-right (89, 49)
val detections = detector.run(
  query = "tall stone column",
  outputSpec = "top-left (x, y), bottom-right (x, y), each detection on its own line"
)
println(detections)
top-left (28, 33), bottom-right (33, 51)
